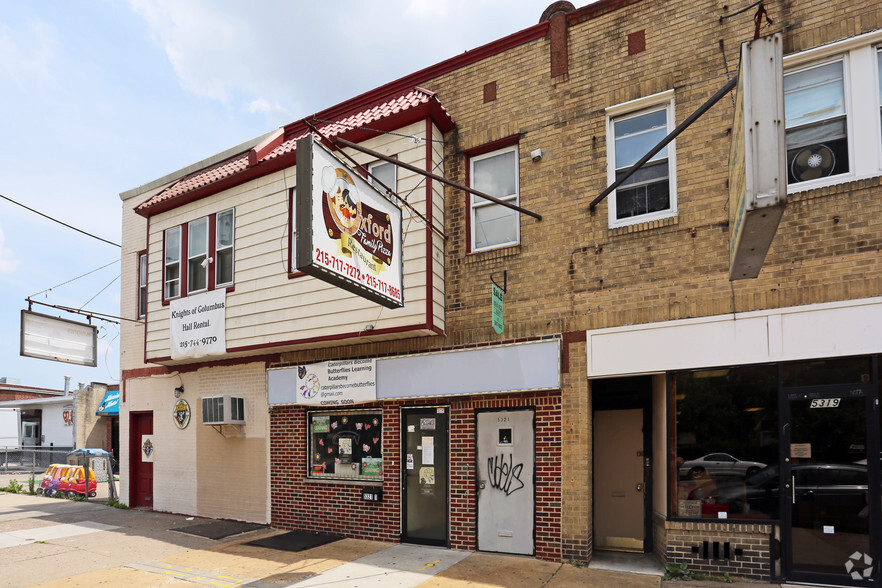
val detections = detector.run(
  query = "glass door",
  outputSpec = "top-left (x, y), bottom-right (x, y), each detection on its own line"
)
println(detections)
top-left (784, 385), bottom-right (878, 585)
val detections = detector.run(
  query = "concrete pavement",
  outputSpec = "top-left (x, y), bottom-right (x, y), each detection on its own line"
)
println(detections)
top-left (0, 489), bottom-right (764, 587)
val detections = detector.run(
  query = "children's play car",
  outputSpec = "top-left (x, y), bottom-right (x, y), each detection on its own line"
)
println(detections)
top-left (38, 464), bottom-right (97, 497)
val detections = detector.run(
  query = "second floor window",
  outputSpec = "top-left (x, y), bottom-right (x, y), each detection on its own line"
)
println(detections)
top-left (608, 100), bottom-right (676, 225)
top-left (138, 253), bottom-right (147, 318)
top-left (470, 146), bottom-right (519, 251)
top-left (163, 209), bottom-right (235, 302)
top-left (369, 160), bottom-right (397, 194)
top-left (784, 59), bottom-right (849, 184)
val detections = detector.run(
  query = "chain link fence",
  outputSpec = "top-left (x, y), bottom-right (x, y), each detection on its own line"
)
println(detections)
top-left (0, 448), bottom-right (119, 502)
top-left (0, 447), bottom-right (73, 473)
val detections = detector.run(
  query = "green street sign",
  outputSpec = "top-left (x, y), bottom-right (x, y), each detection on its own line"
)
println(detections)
top-left (491, 283), bottom-right (504, 334)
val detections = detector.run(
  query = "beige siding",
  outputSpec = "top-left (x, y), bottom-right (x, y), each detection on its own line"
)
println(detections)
top-left (142, 121), bottom-right (445, 362)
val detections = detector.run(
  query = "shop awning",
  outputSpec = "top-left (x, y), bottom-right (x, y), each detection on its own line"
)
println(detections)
top-left (96, 389), bottom-right (120, 417)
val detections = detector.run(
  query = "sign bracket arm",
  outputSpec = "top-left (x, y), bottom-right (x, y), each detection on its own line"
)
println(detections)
top-left (491, 270), bottom-right (507, 294)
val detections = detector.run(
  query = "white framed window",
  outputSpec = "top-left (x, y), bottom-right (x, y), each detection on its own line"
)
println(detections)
top-left (187, 217), bottom-right (209, 294)
top-left (606, 90), bottom-right (677, 227)
top-left (470, 145), bottom-right (519, 251)
top-left (369, 160), bottom-right (397, 194)
top-left (138, 253), bottom-right (147, 318)
top-left (783, 30), bottom-right (882, 191)
top-left (215, 209), bottom-right (234, 287)
top-left (164, 226), bottom-right (181, 300)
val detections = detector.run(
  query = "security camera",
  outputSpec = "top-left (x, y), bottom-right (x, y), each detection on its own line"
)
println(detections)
top-left (200, 257), bottom-right (213, 268)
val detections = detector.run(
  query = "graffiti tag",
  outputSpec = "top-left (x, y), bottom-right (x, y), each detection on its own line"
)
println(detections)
top-left (487, 453), bottom-right (525, 496)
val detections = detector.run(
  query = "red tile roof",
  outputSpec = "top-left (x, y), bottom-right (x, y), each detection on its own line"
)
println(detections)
top-left (136, 87), bottom-right (454, 216)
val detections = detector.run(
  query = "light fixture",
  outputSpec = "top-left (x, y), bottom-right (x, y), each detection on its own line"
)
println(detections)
top-left (174, 385), bottom-right (184, 398)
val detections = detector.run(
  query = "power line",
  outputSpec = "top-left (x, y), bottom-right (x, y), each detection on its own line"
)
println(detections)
top-left (0, 193), bottom-right (121, 248)
top-left (29, 259), bottom-right (119, 299)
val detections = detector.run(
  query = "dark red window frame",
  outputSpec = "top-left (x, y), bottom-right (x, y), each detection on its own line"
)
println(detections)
top-left (162, 211), bottom-right (234, 305)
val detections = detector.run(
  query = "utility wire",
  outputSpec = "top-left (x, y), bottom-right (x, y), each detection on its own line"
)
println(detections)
top-left (0, 193), bottom-right (121, 248)
top-left (29, 259), bottom-right (119, 299)
top-left (79, 274), bottom-right (120, 310)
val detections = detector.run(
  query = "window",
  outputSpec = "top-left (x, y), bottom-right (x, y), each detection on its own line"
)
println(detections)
top-left (187, 217), bottom-right (209, 293)
top-left (784, 60), bottom-right (849, 184)
top-left (162, 209), bottom-right (235, 302)
top-left (307, 409), bottom-right (383, 481)
top-left (138, 253), bottom-right (147, 318)
top-left (164, 226), bottom-right (181, 299)
top-left (671, 365), bottom-right (778, 520)
top-left (782, 31), bottom-right (882, 189)
top-left (369, 160), bottom-right (397, 194)
top-left (215, 210), bottom-right (234, 287)
top-left (470, 146), bottom-right (519, 251)
top-left (606, 92), bottom-right (676, 226)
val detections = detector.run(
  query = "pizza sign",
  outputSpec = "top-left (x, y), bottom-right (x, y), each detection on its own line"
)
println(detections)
top-left (295, 135), bottom-right (404, 309)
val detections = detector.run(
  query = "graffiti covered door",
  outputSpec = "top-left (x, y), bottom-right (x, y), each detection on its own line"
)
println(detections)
top-left (477, 408), bottom-right (534, 555)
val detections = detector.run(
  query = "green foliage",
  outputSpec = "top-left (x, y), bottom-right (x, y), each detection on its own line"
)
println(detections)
top-left (107, 498), bottom-right (130, 509)
top-left (3, 479), bottom-right (23, 493)
top-left (664, 562), bottom-right (694, 580)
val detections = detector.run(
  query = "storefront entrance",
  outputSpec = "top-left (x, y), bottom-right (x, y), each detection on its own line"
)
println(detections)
top-left (476, 408), bottom-right (535, 555)
top-left (783, 381), bottom-right (880, 585)
top-left (402, 406), bottom-right (449, 546)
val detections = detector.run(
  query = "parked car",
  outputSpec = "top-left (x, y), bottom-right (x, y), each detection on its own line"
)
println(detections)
top-left (679, 453), bottom-right (767, 480)
top-left (714, 463), bottom-right (869, 526)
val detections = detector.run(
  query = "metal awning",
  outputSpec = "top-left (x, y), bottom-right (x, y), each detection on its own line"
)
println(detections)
top-left (96, 389), bottom-right (119, 417)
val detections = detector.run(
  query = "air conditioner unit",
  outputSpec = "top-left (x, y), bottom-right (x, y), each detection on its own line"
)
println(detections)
top-left (201, 395), bottom-right (246, 426)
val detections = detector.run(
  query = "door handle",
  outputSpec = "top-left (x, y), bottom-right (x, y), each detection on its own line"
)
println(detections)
top-left (479, 480), bottom-right (486, 490)
top-left (636, 483), bottom-right (643, 492)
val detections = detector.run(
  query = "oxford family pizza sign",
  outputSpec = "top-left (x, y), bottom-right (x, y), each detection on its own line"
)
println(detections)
top-left (294, 135), bottom-right (404, 309)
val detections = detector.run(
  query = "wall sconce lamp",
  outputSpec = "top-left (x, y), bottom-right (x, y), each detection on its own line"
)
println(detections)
top-left (174, 385), bottom-right (185, 398)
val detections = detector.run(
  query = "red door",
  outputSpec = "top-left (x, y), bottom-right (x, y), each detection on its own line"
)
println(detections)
top-left (130, 412), bottom-right (153, 508)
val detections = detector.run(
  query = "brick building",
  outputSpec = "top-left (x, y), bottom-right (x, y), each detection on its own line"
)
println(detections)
top-left (119, 0), bottom-right (882, 585)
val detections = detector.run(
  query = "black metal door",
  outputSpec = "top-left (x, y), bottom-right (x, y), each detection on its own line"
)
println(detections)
top-left (401, 406), bottom-right (449, 546)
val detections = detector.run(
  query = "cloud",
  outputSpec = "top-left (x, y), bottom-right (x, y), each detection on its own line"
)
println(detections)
top-left (0, 226), bottom-right (20, 274)
top-left (125, 0), bottom-right (542, 124)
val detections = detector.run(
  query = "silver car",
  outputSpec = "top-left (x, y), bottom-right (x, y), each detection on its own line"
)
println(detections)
top-left (679, 453), bottom-right (766, 479)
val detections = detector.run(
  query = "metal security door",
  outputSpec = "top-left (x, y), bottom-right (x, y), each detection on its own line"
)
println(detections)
top-left (402, 407), bottom-right (449, 546)
top-left (784, 386), bottom-right (879, 586)
top-left (477, 408), bottom-right (535, 555)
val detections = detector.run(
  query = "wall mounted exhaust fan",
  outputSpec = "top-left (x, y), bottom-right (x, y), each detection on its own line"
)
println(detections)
top-left (791, 144), bottom-right (835, 182)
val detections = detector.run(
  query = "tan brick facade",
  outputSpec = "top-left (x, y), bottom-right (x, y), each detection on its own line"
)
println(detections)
top-left (120, 0), bottom-right (882, 580)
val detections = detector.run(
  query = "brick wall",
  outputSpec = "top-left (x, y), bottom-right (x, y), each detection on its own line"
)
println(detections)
top-left (664, 521), bottom-right (773, 580)
top-left (270, 390), bottom-right (562, 560)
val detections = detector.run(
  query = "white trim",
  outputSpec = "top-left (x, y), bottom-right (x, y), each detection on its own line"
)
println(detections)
top-left (783, 28), bottom-right (882, 68)
top-left (785, 36), bottom-right (882, 192)
top-left (606, 92), bottom-right (678, 228)
top-left (469, 145), bottom-right (520, 252)
top-left (586, 297), bottom-right (882, 378)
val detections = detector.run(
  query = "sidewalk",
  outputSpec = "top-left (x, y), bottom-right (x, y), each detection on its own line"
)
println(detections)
top-left (0, 490), bottom-right (772, 587)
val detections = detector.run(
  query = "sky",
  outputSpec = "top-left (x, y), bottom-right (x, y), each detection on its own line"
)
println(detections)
top-left (0, 0), bottom-right (554, 390)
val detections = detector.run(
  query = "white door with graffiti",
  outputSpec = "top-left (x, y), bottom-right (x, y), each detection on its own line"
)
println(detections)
top-left (477, 408), bottom-right (534, 555)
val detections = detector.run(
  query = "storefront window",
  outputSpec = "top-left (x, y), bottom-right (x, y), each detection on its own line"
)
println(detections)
top-left (782, 355), bottom-right (871, 387)
top-left (307, 409), bottom-right (383, 481)
top-left (672, 365), bottom-right (778, 519)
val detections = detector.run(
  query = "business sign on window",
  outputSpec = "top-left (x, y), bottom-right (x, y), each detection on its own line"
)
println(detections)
top-left (169, 290), bottom-right (226, 360)
top-left (728, 33), bottom-right (786, 280)
top-left (20, 310), bottom-right (97, 367)
top-left (295, 135), bottom-right (404, 309)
